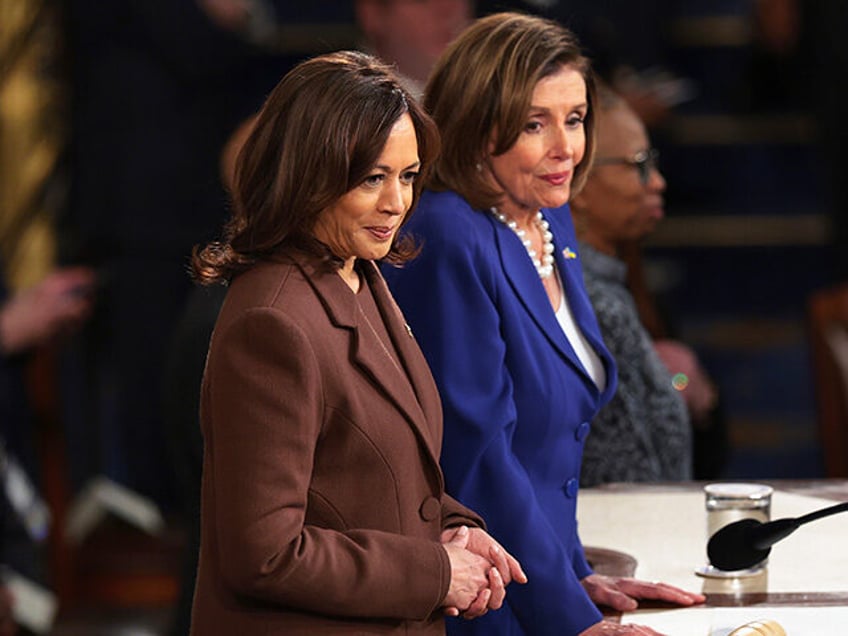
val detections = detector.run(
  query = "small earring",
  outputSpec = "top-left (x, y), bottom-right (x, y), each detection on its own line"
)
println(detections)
top-left (475, 162), bottom-right (483, 172)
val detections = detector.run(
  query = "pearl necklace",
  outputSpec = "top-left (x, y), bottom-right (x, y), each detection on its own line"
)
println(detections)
top-left (490, 207), bottom-right (555, 279)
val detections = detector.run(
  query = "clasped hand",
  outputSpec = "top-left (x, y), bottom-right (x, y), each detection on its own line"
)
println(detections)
top-left (440, 525), bottom-right (527, 619)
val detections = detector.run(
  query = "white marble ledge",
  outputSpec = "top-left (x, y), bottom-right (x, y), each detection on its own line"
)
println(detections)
top-left (577, 489), bottom-right (848, 594)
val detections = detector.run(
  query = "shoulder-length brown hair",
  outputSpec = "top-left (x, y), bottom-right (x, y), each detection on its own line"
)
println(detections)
top-left (192, 50), bottom-right (439, 284)
top-left (424, 12), bottom-right (597, 211)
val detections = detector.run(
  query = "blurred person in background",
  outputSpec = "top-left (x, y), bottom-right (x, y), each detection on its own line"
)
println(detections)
top-left (61, 0), bottom-right (294, 505)
top-left (570, 86), bottom-right (718, 486)
top-left (1, 266), bottom-right (95, 505)
top-left (0, 4), bottom-right (95, 629)
top-left (355, 0), bottom-right (473, 97)
top-left (753, 0), bottom-right (848, 280)
top-left (0, 265), bottom-right (95, 633)
top-left (161, 113), bottom-right (256, 636)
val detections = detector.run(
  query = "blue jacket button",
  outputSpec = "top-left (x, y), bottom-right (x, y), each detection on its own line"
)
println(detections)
top-left (565, 478), bottom-right (579, 498)
top-left (575, 421), bottom-right (590, 442)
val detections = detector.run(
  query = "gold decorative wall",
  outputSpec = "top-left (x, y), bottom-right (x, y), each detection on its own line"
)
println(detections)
top-left (0, 0), bottom-right (64, 289)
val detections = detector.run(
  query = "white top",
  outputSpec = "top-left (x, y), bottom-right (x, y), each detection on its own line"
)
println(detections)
top-left (554, 278), bottom-right (606, 391)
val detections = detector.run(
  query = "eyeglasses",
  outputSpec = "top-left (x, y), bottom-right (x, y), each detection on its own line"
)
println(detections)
top-left (593, 148), bottom-right (660, 185)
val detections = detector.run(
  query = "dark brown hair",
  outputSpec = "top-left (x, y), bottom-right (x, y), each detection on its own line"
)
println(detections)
top-left (192, 50), bottom-right (439, 284)
top-left (424, 12), bottom-right (597, 211)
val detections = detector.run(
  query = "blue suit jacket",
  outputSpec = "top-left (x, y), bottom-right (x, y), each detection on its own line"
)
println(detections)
top-left (383, 190), bottom-right (618, 635)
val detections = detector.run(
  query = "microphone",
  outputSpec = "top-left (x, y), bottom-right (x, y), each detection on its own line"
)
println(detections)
top-left (707, 500), bottom-right (848, 571)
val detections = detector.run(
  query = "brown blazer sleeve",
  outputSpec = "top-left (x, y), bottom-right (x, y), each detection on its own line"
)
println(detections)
top-left (441, 494), bottom-right (486, 531)
top-left (203, 306), bottom-right (450, 620)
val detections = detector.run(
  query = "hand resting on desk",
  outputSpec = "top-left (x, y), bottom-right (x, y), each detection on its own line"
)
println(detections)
top-left (579, 573), bottom-right (706, 635)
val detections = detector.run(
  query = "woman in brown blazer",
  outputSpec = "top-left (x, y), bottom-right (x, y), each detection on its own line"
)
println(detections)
top-left (188, 51), bottom-right (525, 635)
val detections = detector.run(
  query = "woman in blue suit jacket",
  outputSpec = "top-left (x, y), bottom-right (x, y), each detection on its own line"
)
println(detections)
top-left (383, 13), bottom-right (704, 636)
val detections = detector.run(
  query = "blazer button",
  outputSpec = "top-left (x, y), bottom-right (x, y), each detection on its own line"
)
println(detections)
top-left (575, 421), bottom-right (590, 442)
top-left (419, 496), bottom-right (441, 521)
top-left (564, 478), bottom-right (579, 499)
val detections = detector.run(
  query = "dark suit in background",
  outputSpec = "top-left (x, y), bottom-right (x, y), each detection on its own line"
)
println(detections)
top-left (162, 283), bottom-right (226, 636)
top-left (0, 273), bottom-right (46, 585)
top-left (61, 0), bottom-right (292, 505)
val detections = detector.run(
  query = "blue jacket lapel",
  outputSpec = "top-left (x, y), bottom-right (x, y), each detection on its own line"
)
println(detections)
top-left (548, 208), bottom-right (618, 401)
top-left (493, 208), bottom-right (613, 395)
top-left (493, 215), bottom-right (585, 373)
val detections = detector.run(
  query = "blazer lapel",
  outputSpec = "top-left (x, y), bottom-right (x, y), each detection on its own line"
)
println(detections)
top-left (550, 211), bottom-right (618, 401)
top-left (493, 212), bottom-right (604, 390)
top-left (361, 266), bottom-right (436, 411)
top-left (295, 255), bottom-right (443, 467)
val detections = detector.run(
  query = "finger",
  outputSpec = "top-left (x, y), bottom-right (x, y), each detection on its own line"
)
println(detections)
top-left (477, 530), bottom-right (527, 584)
top-left (487, 544), bottom-right (512, 584)
top-left (443, 606), bottom-right (460, 617)
top-left (625, 580), bottom-right (704, 605)
top-left (617, 579), bottom-right (666, 599)
top-left (487, 567), bottom-right (506, 610)
top-left (627, 624), bottom-right (665, 636)
top-left (446, 525), bottom-right (470, 549)
top-left (505, 550), bottom-right (528, 584)
top-left (656, 585), bottom-right (705, 605)
top-left (649, 581), bottom-right (704, 602)
top-left (596, 586), bottom-right (638, 612)
top-left (462, 588), bottom-right (491, 619)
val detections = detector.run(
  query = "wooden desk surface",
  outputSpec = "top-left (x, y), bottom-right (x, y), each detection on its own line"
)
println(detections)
top-left (578, 480), bottom-right (848, 633)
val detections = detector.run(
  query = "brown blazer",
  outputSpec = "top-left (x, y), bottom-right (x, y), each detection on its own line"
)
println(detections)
top-left (190, 252), bottom-right (482, 635)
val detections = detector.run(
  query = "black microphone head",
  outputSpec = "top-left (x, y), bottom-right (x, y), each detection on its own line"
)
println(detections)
top-left (707, 518), bottom-right (772, 571)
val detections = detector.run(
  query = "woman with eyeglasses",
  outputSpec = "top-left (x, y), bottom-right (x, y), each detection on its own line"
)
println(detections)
top-left (570, 86), bottom-right (711, 486)
top-left (383, 13), bottom-right (704, 636)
